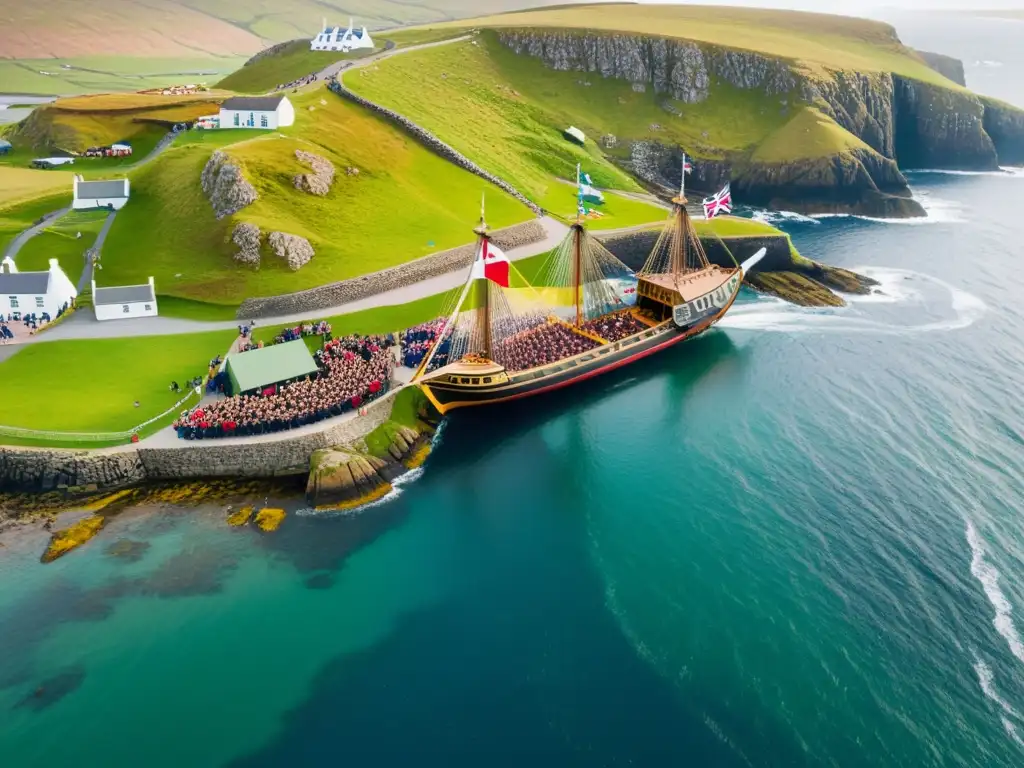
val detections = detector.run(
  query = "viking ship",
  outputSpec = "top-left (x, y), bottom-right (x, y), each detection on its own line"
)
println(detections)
top-left (413, 167), bottom-right (766, 414)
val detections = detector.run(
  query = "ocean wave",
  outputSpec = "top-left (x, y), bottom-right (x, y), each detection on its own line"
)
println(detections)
top-left (748, 208), bottom-right (821, 225)
top-left (720, 269), bottom-right (985, 334)
top-left (966, 520), bottom-right (1024, 665)
top-left (973, 654), bottom-right (1024, 747)
top-left (907, 167), bottom-right (1024, 178)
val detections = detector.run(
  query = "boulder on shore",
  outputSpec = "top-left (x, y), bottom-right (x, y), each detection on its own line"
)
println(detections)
top-left (306, 448), bottom-right (391, 509)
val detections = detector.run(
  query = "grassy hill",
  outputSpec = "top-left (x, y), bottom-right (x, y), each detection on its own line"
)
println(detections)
top-left (98, 85), bottom-right (535, 310)
top-left (216, 41), bottom-right (378, 94)
top-left (3, 92), bottom-right (225, 159)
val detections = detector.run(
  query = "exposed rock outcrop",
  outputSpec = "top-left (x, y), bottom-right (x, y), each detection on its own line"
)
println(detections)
top-left (293, 150), bottom-right (335, 196)
top-left (201, 151), bottom-right (258, 219)
top-left (231, 222), bottom-right (262, 266)
top-left (495, 29), bottom-right (1024, 213)
top-left (268, 231), bottom-right (314, 270)
top-left (914, 49), bottom-right (967, 87)
top-left (306, 448), bottom-right (392, 509)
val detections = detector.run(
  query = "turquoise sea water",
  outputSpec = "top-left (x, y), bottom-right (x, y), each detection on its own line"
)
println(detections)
top-left (3, 168), bottom-right (1023, 767)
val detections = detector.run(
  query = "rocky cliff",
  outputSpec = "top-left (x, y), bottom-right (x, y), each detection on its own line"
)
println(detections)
top-left (496, 30), bottom-right (1024, 214)
top-left (914, 49), bottom-right (967, 87)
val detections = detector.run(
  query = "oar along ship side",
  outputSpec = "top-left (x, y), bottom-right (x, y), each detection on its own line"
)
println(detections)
top-left (414, 190), bottom-right (765, 415)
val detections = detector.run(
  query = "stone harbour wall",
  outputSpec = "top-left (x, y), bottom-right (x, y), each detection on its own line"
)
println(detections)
top-left (0, 392), bottom-right (396, 494)
top-left (237, 219), bottom-right (546, 319)
top-left (327, 75), bottom-right (542, 216)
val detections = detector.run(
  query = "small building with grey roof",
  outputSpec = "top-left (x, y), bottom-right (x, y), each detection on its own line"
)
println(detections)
top-left (73, 174), bottom-right (130, 210)
top-left (218, 94), bottom-right (294, 130)
top-left (0, 258), bottom-right (78, 320)
top-left (91, 276), bottom-right (158, 322)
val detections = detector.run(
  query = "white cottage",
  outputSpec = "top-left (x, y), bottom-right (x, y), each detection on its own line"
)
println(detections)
top-left (0, 258), bottom-right (77, 319)
top-left (218, 95), bottom-right (295, 130)
top-left (311, 18), bottom-right (374, 52)
top-left (92, 277), bottom-right (158, 321)
top-left (73, 176), bottom-right (130, 210)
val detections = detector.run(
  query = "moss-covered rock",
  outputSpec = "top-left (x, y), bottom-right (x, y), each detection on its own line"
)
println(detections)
top-left (41, 515), bottom-right (105, 563)
top-left (306, 447), bottom-right (392, 509)
top-left (254, 507), bottom-right (286, 532)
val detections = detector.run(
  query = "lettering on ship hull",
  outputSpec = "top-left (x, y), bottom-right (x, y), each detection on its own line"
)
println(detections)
top-left (672, 273), bottom-right (741, 328)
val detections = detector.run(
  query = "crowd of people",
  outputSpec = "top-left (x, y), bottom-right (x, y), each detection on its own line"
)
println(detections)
top-left (277, 72), bottom-right (318, 91)
top-left (173, 334), bottom-right (393, 440)
top-left (496, 321), bottom-right (601, 372)
top-left (581, 311), bottom-right (649, 343)
top-left (400, 318), bottom-right (447, 368)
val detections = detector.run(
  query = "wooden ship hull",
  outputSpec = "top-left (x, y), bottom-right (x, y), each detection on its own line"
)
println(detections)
top-left (419, 269), bottom-right (743, 414)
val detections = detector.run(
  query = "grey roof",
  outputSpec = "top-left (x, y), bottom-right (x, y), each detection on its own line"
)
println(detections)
top-left (93, 283), bottom-right (155, 305)
top-left (220, 95), bottom-right (286, 112)
top-left (77, 179), bottom-right (127, 199)
top-left (0, 271), bottom-right (50, 294)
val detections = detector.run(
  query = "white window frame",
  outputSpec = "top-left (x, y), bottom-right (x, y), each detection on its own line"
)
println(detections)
top-left (9, 296), bottom-right (18, 308)
top-left (35, 296), bottom-right (44, 308)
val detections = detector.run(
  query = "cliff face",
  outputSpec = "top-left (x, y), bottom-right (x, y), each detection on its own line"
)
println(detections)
top-left (982, 98), bottom-right (1024, 166)
top-left (496, 30), bottom-right (1024, 214)
top-left (914, 49), bottom-right (967, 87)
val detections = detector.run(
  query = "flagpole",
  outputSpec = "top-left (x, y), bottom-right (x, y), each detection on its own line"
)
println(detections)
top-left (576, 163), bottom-right (582, 224)
top-left (680, 153), bottom-right (686, 200)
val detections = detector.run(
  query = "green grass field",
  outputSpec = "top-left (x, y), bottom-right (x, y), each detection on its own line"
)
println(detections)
top-left (217, 41), bottom-right (378, 94)
top-left (0, 192), bottom-right (72, 254)
top-left (752, 107), bottom-right (872, 163)
top-left (539, 187), bottom-right (667, 230)
top-left (13, 209), bottom-right (108, 281)
top-left (428, 5), bottom-right (960, 88)
top-left (0, 331), bottom-right (235, 436)
top-left (99, 84), bottom-right (533, 311)
top-left (0, 56), bottom-right (247, 97)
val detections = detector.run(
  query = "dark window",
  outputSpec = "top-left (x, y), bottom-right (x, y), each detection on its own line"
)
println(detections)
top-left (144, 304), bottom-right (152, 311)
top-left (260, 114), bottom-right (268, 128)
top-left (483, 377), bottom-right (492, 384)
top-left (122, 305), bottom-right (130, 313)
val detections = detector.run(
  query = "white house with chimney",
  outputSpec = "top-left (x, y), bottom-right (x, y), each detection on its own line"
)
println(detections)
top-left (73, 176), bottom-right (130, 210)
top-left (311, 19), bottom-right (374, 52)
top-left (0, 258), bottom-right (77, 318)
top-left (218, 95), bottom-right (295, 130)
top-left (92, 277), bottom-right (158, 321)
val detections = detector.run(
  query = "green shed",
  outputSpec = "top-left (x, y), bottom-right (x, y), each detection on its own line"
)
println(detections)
top-left (225, 340), bottom-right (319, 394)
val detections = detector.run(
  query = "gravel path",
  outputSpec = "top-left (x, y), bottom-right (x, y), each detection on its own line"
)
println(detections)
top-left (75, 209), bottom-right (117, 292)
top-left (2, 206), bottom-right (71, 262)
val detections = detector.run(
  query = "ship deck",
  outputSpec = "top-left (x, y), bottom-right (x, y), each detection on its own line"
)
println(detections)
top-left (641, 266), bottom-right (731, 302)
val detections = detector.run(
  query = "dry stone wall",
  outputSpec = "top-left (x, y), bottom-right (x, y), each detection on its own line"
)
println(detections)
top-left (236, 219), bottom-right (546, 319)
top-left (327, 75), bottom-right (542, 215)
top-left (0, 393), bottom-right (395, 494)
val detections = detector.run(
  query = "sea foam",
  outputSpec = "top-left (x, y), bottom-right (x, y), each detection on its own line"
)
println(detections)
top-left (973, 654), bottom-right (1024, 747)
top-left (966, 520), bottom-right (1024, 665)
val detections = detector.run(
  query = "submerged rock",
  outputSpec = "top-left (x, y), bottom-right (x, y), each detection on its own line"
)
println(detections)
top-left (104, 538), bottom-right (151, 563)
top-left (16, 668), bottom-right (86, 711)
top-left (227, 505), bottom-right (254, 527)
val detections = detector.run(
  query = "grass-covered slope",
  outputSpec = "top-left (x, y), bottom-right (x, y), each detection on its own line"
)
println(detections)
top-left (216, 41), bottom-right (377, 94)
top-left (13, 209), bottom-right (108, 282)
top-left (99, 85), bottom-right (534, 309)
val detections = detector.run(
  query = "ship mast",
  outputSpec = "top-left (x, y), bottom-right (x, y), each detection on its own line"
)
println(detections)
top-left (475, 193), bottom-right (492, 360)
top-left (573, 163), bottom-right (585, 326)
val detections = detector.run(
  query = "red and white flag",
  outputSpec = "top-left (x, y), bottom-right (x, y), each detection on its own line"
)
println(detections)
top-left (702, 184), bottom-right (732, 219)
top-left (470, 239), bottom-right (510, 287)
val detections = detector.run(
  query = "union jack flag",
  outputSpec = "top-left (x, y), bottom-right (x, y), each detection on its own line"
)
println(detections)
top-left (702, 184), bottom-right (732, 219)
top-left (683, 157), bottom-right (693, 174)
